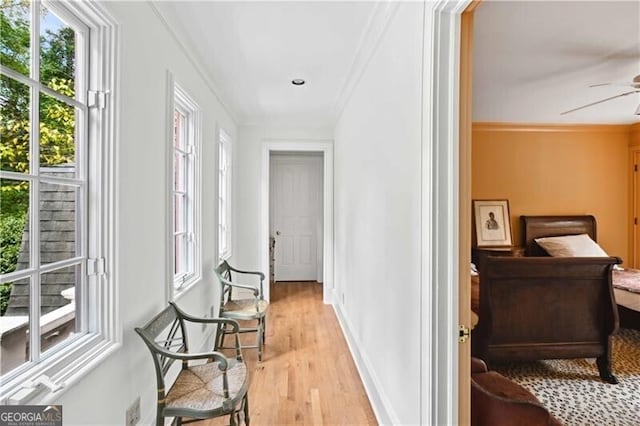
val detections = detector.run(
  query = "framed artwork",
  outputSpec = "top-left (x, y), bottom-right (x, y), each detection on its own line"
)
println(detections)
top-left (473, 199), bottom-right (512, 247)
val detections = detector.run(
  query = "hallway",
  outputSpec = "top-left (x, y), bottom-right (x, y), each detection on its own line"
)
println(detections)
top-left (200, 282), bottom-right (377, 425)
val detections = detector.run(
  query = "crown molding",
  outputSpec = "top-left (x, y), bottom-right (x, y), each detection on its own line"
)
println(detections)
top-left (472, 122), bottom-right (634, 133)
top-left (332, 1), bottom-right (400, 125)
top-left (148, 2), bottom-right (239, 125)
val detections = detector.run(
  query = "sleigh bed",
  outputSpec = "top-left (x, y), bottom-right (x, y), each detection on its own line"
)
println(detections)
top-left (521, 215), bottom-right (640, 331)
top-left (470, 215), bottom-right (635, 384)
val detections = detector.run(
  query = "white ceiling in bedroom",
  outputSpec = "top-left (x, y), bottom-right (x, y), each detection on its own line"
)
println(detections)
top-left (473, 1), bottom-right (640, 124)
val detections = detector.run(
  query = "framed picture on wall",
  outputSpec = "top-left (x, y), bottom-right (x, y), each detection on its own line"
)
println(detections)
top-left (473, 199), bottom-right (512, 247)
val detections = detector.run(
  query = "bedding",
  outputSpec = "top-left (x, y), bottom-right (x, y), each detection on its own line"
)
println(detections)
top-left (534, 233), bottom-right (609, 257)
top-left (613, 268), bottom-right (640, 293)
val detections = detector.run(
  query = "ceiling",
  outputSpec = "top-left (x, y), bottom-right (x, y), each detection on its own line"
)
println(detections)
top-left (473, 1), bottom-right (640, 124)
top-left (153, 1), bottom-right (377, 127)
top-left (154, 1), bottom-right (640, 126)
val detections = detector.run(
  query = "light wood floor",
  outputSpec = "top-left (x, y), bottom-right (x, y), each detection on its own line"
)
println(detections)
top-left (198, 281), bottom-right (377, 426)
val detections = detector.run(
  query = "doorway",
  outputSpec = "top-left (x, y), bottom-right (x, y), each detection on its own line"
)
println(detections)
top-left (270, 152), bottom-right (323, 282)
top-left (260, 140), bottom-right (334, 304)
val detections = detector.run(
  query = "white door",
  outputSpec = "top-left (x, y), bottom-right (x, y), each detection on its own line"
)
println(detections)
top-left (271, 154), bottom-right (322, 281)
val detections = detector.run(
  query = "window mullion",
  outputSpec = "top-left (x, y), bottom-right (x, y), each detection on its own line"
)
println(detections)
top-left (76, 32), bottom-right (89, 335)
top-left (28, 0), bottom-right (42, 363)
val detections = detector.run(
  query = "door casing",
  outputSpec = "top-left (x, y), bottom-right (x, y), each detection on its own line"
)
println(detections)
top-left (260, 140), bottom-right (334, 304)
top-left (633, 149), bottom-right (640, 267)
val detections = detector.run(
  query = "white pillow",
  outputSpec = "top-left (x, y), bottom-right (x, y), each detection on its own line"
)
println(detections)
top-left (534, 234), bottom-right (609, 257)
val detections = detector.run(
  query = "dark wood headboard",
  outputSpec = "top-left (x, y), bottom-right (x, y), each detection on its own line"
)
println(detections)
top-left (521, 215), bottom-right (597, 256)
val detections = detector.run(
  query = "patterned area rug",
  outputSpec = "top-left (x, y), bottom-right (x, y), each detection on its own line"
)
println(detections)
top-left (493, 328), bottom-right (640, 426)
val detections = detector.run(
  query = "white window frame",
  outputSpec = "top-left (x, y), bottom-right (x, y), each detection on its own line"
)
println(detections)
top-left (218, 129), bottom-right (232, 261)
top-left (0, 0), bottom-right (119, 404)
top-left (167, 73), bottom-right (201, 298)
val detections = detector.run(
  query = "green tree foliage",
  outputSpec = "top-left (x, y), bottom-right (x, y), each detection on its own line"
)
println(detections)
top-left (1, 1), bottom-right (76, 175)
top-left (1, 1), bottom-right (76, 313)
top-left (0, 214), bottom-right (26, 314)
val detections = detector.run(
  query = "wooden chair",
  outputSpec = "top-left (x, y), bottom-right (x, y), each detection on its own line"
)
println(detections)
top-left (214, 261), bottom-right (269, 361)
top-left (135, 302), bottom-right (249, 426)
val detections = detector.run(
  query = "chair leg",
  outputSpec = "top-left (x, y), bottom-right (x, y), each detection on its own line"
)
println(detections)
top-left (216, 322), bottom-right (227, 351)
top-left (244, 393), bottom-right (250, 425)
top-left (230, 409), bottom-right (238, 426)
top-left (257, 320), bottom-right (264, 362)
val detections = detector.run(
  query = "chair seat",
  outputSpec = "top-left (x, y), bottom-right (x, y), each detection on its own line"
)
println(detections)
top-left (221, 299), bottom-right (268, 320)
top-left (165, 359), bottom-right (248, 415)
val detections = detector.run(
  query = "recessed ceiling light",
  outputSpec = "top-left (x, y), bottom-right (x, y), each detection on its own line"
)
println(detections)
top-left (291, 79), bottom-right (305, 86)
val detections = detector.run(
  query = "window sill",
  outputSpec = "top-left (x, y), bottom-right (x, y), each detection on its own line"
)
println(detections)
top-left (173, 275), bottom-right (202, 302)
top-left (1, 335), bottom-right (121, 405)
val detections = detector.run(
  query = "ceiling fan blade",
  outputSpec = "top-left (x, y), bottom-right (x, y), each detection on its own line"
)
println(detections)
top-left (589, 82), bottom-right (637, 88)
top-left (560, 90), bottom-right (639, 115)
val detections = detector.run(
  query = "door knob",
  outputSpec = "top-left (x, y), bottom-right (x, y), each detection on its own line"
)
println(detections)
top-left (276, 231), bottom-right (281, 236)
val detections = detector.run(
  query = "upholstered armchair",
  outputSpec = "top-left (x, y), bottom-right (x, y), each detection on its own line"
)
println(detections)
top-left (471, 357), bottom-right (561, 426)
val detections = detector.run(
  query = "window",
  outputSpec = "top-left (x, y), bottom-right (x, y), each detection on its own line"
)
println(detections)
top-left (0, 0), bottom-right (117, 402)
top-left (218, 129), bottom-right (232, 260)
top-left (170, 78), bottom-right (201, 294)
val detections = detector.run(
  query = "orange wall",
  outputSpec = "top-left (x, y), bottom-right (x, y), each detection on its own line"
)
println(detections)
top-left (472, 123), bottom-right (631, 264)
top-left (631, 123), bottom-right (640, 147)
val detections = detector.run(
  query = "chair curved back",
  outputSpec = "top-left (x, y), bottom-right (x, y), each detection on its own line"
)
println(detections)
top-left (135, 302), bottom-right (248, 425)
top-left (215, 260), bottom-right (234, 305)
top-left (135, 305), bottom-right (188, 405)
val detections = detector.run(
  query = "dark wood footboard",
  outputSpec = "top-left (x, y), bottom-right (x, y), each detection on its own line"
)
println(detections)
top-left (618, 304), bottom-right (640, 331)
top-left (472, 256), bottom-right (621, 383)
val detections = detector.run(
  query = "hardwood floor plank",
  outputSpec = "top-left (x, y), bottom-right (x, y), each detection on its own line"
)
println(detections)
top-left (197, 281), bottom-right (377, 425)
top-left (310, 388), bottom-right (323, 425)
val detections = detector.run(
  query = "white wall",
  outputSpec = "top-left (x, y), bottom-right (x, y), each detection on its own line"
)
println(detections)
top-left (333, 2), bottom-right (424, 424)
top-left (234, 125), bottom-right (332, 272)
top-left (54, 2), bottom-right (236, 424)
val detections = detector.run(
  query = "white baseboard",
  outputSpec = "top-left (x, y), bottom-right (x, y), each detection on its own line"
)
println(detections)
top-left (332, 302), bottom-right (399, 425)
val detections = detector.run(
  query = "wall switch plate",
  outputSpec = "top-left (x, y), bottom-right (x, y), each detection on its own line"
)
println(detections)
top-left (126, 396), bottom-right (140, 426)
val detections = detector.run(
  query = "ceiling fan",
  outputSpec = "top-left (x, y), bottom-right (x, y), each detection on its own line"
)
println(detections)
top-left (560, 74), bottom-right (640, 115)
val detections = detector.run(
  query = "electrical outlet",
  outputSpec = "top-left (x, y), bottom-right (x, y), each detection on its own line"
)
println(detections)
top-left (126, 396), bottom-right (140, 426)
